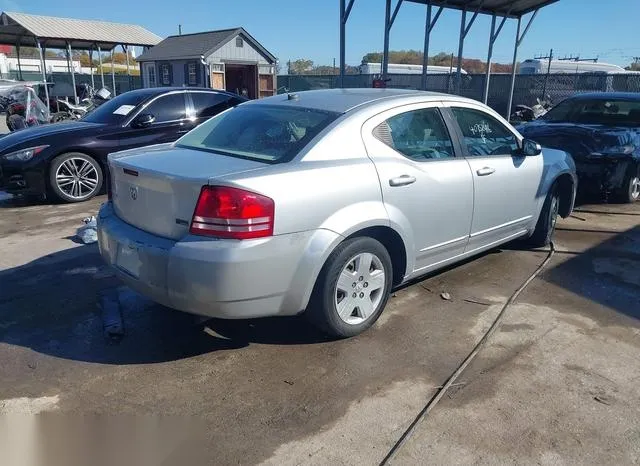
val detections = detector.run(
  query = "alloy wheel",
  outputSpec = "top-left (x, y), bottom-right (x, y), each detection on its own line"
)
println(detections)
top-left (549, 195), bottom-right (559, 232)
top-left (55, 157), bottom-right (99, 200)
top-left (334, 252), bottom-right (386, 325)
top-left (631, 176), bottom-right (640, 201)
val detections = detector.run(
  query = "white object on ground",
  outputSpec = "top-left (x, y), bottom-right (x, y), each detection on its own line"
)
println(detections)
top-left (76, 216), bottom-right (97, 244)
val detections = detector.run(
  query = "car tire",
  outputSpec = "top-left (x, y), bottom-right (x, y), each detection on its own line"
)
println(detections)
top-left (527, 184), bottom-right (560, 248)
top-left (307, 237), bottom-right (393, 338)
top-left (49, 152), bottom-right (103, 203)
top-left (616, 165), bottom-right (640, 203)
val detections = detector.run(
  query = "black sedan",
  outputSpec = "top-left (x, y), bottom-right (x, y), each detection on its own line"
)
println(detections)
top-left (518, 92), bottom-right (640, 203)
top-left (0, 87), bottom-right (246, 202)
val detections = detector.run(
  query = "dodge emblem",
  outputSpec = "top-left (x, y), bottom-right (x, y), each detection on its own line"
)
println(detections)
top-left (130, 186), bottom-right (138, 200)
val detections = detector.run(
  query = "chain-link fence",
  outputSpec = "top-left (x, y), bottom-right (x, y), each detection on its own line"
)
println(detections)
top-left (1, 71), bottom-right (142, 95)
top-left (278, 73), bottom-right (640, 115)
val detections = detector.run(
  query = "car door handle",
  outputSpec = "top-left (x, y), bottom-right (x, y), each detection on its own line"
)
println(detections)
top-left (389, 175), bottom-right (416, 187)
top-left (476, 167), bottom-right (496, 176)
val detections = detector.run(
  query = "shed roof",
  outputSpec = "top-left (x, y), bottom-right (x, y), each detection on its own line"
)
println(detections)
top-left (137, 27), bottom-right (276, 63)
top-left (406, 0), bottom-right (560, 18)
top-left (0, 11), bottom-right (162, 50)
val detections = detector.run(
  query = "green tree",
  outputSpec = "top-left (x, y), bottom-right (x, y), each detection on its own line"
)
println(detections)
top-left (288, 58), bottom-right (313, 74)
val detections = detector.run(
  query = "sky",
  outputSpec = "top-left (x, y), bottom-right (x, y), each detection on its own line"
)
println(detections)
top-left (2, 0), bottom-right (639, 68)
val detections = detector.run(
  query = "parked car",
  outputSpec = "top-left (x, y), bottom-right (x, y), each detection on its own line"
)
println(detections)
top-left (519, 92), bottom-right (640, 202)
top-left (98, 89), bottom-right (577, 338)
top-left (0, 87), bottom-right (246, 202)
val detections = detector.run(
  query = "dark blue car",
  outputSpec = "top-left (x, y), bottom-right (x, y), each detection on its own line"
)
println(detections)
top-left (518, 92), bottom-right (640, 203)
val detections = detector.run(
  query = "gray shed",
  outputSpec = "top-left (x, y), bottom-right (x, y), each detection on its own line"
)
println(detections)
top-left (137, 27), bottom-right (277, 99)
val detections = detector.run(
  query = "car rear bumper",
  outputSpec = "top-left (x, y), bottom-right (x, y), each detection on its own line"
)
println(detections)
top-left (97, 202), bottom-right (340, 319)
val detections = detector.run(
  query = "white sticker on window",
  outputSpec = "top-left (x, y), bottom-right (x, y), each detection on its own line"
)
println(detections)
top-left (113, 105), bottom-right (136, 116)
top-left (469, 121), bottom-right (492, 143)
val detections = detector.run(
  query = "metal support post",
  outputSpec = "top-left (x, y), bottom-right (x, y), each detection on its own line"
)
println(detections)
top-left (421, 3), bottom-right (444, 90)
top-left (339, 0), bottom-right (355, 88)
top-left (97, 45), bottom-right (105, 88)
top-left (123, 44), bottom-right (131, 93)
top-left (16, 42), bottom-right (22, 80)
top-left (111, 49), bottom-right (116, 96)
top-left (66, 42), bottom-right (78, 104)
top-left (382, 0), bottom-right (403, 80)
top-left (89, 47), bottom-right (95, 88)
top-left (483, 13), bottom-right (508, 103)
top-left (42, 44), bottom-right (47, 82)
top-left (456, 0), bottom-right (484, 94)
top-left (506, 9), bottom-right (539, 119)
top-left (35, 39), bottom-right (50, 112)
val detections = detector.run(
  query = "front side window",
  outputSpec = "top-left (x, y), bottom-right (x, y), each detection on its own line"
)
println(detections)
top-left (375, 107), bottom-right (454, 161)
top-left (176, 104), bottom-right (339, 163)
top-left (188, 62), bottom-right (197, 86)
top-left (143, 93), bottom-right (187, 123)
top-left (451, 107), bottom-right (519, 157)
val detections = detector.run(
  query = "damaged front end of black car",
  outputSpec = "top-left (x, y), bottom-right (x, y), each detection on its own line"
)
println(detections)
top-left (518, 94), bottom-right (640, 203)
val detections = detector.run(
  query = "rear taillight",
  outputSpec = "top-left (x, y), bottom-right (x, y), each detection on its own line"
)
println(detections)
top-left (106, 169), bottom-right (114, 201)
top-left (190, 186), bottom-right (274, 239)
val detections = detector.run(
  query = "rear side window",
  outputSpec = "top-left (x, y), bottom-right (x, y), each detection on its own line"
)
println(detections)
top-left (176, 104), bottom-right (340, 163)
top-left (190, 92), bottom-right (232, 118)
top-left (451, 107), bottom-right (518, 157)
top-left (144, 93), bottom-right (187, 123)
top-left (374, 107), bottom-right (454, 161)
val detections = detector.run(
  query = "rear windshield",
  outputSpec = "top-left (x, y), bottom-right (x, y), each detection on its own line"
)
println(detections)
top-left (175, 104), bottom-right (340, 163)
top-left (541, 98), bottom-right (640, 126)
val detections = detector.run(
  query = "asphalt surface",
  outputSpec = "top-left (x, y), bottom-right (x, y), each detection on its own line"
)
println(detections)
top-left (0, 192), bottom-right (638, 465)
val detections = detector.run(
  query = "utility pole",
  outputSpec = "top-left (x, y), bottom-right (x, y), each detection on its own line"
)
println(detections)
top-left (178, 24), bottom-right (182, 35)
top-left (535, 48), bottom-right (553, 99)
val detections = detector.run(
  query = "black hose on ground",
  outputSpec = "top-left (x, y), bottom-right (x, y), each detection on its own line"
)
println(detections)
top-left (380, 242), bottom-right (556, 466)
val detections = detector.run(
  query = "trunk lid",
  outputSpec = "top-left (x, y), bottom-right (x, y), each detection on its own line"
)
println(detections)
top-left (109, 144), bottom-right (266, 240)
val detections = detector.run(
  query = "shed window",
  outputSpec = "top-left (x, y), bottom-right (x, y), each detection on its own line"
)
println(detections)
top-left (236, 37), bottom-right (244, 48)
top-left (188, 62), bottom-right (197, 85)
top-left (160, 63), bottom-right (171, 85)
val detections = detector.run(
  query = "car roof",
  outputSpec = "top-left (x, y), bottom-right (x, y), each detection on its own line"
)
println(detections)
top-left (246, 88), bottom-right (474, 113)
top-left (566, 92), bottom-right (640, 101)
top-left (122, 87), bottom-right (239, 100)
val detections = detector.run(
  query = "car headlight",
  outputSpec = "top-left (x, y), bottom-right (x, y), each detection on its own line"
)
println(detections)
top-left (1, 145), bottom-right (49, 162)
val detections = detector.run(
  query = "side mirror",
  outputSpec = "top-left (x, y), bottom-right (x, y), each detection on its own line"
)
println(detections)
top-left (131, 113), bottom-right (155, 128)
top-left (522, 139), bottom-right (542, 156)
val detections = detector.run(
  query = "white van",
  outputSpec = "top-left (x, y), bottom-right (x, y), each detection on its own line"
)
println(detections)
top-left (359, 62), bottom-right (467, 75)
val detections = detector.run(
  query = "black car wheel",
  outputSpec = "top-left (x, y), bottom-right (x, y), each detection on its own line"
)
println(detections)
top-left (307, 237), bottom-right (393, 338)
top-left (49, 152), bottom-right (103, 203)
top-left (528, 184), bottom-right (560, 248)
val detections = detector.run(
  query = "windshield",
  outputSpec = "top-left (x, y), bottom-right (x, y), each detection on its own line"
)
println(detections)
top-left (176, 104), bottom-right (340, 163)
top-left (81, 92), bottom-right (149, 125)
top-left (541, 97), bottom-right (640, 126)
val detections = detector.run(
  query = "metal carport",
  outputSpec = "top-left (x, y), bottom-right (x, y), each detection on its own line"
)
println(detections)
top-left (339, 0), bottom-right (560, 118)
top-left (0, 11), bottom-right (161, 108)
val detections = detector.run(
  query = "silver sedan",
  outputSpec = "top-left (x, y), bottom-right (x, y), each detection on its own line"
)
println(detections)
top-left (98, 89), bottom-right (577, 338)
